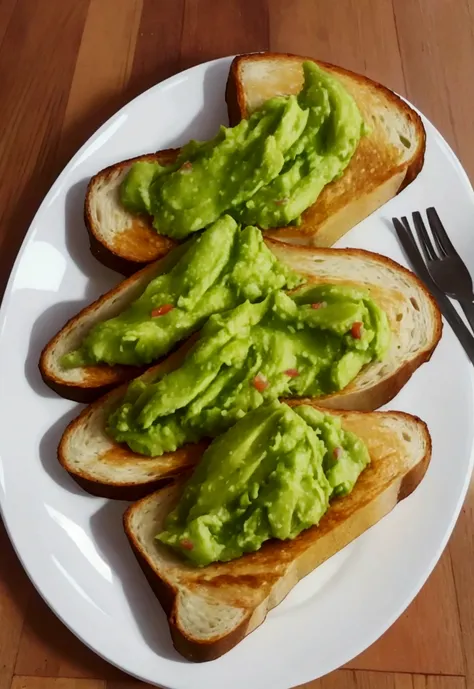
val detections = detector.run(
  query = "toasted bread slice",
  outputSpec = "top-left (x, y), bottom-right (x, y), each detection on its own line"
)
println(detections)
top-left (227, 53), bottom-right (425, 248)
top-left (124, 406), bottom-right (431, 661)
top-left (84, 52), bottom-right (425, 274)
top-left (42, 243), bottom-right (441, 404)
top-left (57, 246), bottom-right (440, 499)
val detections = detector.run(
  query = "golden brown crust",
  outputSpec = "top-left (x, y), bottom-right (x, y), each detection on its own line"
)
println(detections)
top-left (39, 344), bottom-right (144, 404)
top-left (84, 149), bottom-right (179, 275)
top-left (87, 233), bottom-right (134, 277)
top-left (170, 613), bottom-right (251, 663)
top-left (58, 427), bottom-right (207, 501)
top-left (69, 472), bottom-right (174, 501)
top-left (38, 369), bottom-right (136, 405)
top-left (397, 414), bottom-right (432, 501)
top-left (273, 243), bottom-right (442, 413)
top-left (40, 255), bottom-right (199, 402)
top-left (38, 261), bottom-right (159, 401)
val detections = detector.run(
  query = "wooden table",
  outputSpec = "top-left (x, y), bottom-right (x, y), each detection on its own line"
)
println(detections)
top-left (0, 1), bottom-right (473, 688)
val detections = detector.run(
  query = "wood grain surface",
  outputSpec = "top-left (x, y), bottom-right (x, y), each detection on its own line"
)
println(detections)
top-left (0, 1), bottom-right (473, 688)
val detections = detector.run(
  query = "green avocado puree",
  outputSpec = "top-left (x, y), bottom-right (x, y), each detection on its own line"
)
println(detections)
top-left (157, 400), bottom-right (370, 566)
top-left (107, 286), bottom-right (390, 456)
top-left (61, 215), bottom-right (301, 368)
top-left (119, 61), bottom-right (364, 239)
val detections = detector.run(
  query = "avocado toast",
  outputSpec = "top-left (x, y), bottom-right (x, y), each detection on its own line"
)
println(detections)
top-left (85, 52), bottom-right (425, 274)
top-left (41, 231), bottom-right (440, 404)
top-left (124, 401), bottom-right (431, 661)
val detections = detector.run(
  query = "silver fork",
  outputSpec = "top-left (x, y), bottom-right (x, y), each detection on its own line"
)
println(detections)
top-left (406, 207), bottom-right (474, 333)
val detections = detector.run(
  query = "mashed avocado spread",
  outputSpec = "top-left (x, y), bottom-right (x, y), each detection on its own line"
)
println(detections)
top-left (107, 286), bottom-right (389, 456)
top-left (158, 400), bottom-right (370, 566)
top-left (120, 61), bottom-right (364, 239)
top-left (61, 215), bottom-right (301, 368)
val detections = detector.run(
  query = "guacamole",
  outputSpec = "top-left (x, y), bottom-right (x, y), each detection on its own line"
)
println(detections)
top-left (107, 286), bottom-right (390, 456)
top-left (120, 62), bottom-right (364, 239)
top-left (158, 401), bottom-right (370, 566)
top-left (61, 215), bottom-right (301, 368)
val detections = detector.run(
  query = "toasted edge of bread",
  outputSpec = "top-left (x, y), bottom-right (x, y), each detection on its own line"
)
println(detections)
top-left (57, 339), bottom-right (209, 499)
top-left (56, 243), bottom-right (441, 499)
top-left (39, 242), bottom-right (191, 403)
top-left (124, 405), bottom-right (431, 661)
top-left (85, 148), bottom-right (179, 276)
top-left (83, 52), bottom-right (425, 274)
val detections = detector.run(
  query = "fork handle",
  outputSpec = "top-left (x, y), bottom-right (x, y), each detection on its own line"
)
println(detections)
top-left (459, 300), bottom-right (474, 334)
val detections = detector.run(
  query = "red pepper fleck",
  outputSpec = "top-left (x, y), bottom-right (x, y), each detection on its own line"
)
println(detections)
top-left (151, 304), bottom-right (174, 317)
top-left (253, 373), bottom-right (269, 392)
top-left (180, 539), bottom-right (194, 551)
top-left (351, 321), bottom-right (363, 339)
top-left (275, 197), bottom-right (289, 206)
top-left (311, 302), bottom-right (325, 310)
top-left (333, 447), bottom-right (342, 460)
top-left (284, 368), bottom-right (299, 378)
top-left (180, 161), bottom-right (193, 172)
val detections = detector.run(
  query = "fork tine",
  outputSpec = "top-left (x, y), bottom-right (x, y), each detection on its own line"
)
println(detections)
top-left (427, 207), bottom-right (457, 257)
top-left (394, 217), bottom-right (432, 281)
top-left (401, 216), bottom-right (411, 233)
top-left (400, 216), bottom-right (419, 251)
top-left (412, 211), bottom-right (437, 262)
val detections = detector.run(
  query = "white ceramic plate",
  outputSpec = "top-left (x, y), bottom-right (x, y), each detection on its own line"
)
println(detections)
top-left (1, 57), bottom-right (473, 689)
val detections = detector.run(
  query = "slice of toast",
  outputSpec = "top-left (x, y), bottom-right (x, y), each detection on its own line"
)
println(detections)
top-left (41, 242), bottom-right (441, 404)
top-left (124, 405), bottom-right (431, 661)
top-left (44, 240), bottom-right (441, 402)
top-left (227, 53), bottom-right (425, 248)
top-left (84, 52), bottom-right (425, 275)
top-left (57, 247), bottom-right (440, 499)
